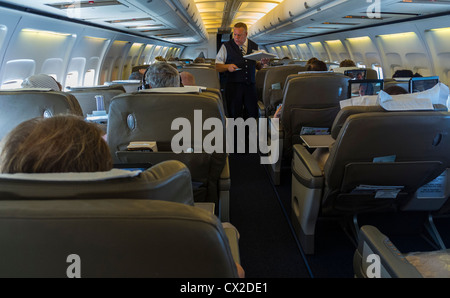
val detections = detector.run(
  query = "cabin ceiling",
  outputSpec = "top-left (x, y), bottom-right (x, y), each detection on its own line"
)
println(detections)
top-left (2, 0), bottom-right (450, 46)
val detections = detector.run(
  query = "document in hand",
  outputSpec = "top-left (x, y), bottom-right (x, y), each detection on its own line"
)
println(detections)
top-left (243, 51), bottom-right (277, 61)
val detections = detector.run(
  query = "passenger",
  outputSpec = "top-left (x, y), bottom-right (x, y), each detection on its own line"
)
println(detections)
top-left (392, 69), bottom-right (422, 78)
top-left (306, 60), bottom-right (328, 71)
top-left (154, 56), bottom-right (166, 62)
top-left (274, 104), bottom-right (282, 118)
top-left (384, 85), bottom-right (408, 95)
top-left (306, 57), bottom-right (319, 66)
top-left (179, 71), bottom-right (196, 86)
top-left (339, 59), bottom-right (356, 67)
top-left (21, 74), bottom-right (62, 91)
top-left (194, 57), bottom-right (206, 63)
top-left (128, 71), bottom-right (143, 80)
top-left (0, 115), bottom-right (112, 173)
top-left (215, 22), bottom-right (269, 119)
top-left (143, 61), bottom-right (180, 89)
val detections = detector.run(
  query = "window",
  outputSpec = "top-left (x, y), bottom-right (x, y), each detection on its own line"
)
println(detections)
top-left (84, 69), bottom-right (95, 86)
top-left (372, 64), bottom-right (383, 80)
top-left (65, 71), bottom-right (79, 88)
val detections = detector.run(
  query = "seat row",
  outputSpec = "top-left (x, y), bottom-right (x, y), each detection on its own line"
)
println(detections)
top-left (0, 86), bottom-right (230, 221)
top-left (0, 86), bottom-right (240, 277)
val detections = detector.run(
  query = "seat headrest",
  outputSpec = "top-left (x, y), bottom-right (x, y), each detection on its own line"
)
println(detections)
top-left (298, 71), bottom-right (335, 75)
top-left (139, 86), bottom-right (206, 93)
top-left (0, 160), bottom-right (194, 206)
top-left (0, 169), bottom-right (141, 181)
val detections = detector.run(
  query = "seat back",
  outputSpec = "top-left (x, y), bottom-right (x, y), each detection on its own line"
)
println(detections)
top-left (262, 65), bottom-right (307, 115)
top-left (107, 89), bottom-right (227, 206)
top-left (0, 160), bottom-right (194, 206)
top-left (323, 111), bottom-right (450, 213)
top-left (106, 80), bottom-right (142, 93)
top-left (280, 72), bottom-right (349, 152)
top-left (255, 67), bottom-right (269, 101)
top-left (0, 199), bottom-right (238, 277)
top-left (0, 89), bottom-right (83, 140)
top-left (181, 67), bottom-right (220, 89)
top-left (67, 84), bottom-right (126, 117)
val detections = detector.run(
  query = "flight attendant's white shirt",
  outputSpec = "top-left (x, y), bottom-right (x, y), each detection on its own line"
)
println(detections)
top-left (216, 39), bottom-right (257, 64)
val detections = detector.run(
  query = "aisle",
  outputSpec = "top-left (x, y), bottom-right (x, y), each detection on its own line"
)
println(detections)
top-left (228, 153), bottom-right (312, 278)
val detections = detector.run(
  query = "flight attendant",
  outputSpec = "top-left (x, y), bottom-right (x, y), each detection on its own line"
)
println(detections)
top-left (215, 22), bottom-right (268, 119)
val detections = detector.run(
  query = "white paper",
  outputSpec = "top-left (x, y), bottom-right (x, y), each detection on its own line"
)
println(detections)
top-left (243, 51), bottom-right (276, 61)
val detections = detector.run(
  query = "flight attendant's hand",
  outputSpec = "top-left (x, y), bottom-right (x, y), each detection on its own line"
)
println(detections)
top-left (227, 64), bottom-right (239, 72)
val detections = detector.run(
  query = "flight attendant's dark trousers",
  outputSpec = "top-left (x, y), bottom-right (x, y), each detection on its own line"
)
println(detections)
top-left (225, 82), bottom-right (258, 153)
top-left (225, 82), bottom-right (258, 119)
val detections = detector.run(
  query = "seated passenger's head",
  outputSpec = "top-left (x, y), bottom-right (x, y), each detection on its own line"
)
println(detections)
top-left (128, 71), bottom-right (143, 80)
top-left (392, 69), bottom-right (414, 78)
top-left (194, 57), bottom-right (205, 63)
top-left (21, 74), bottom-right (61, 91)
top-left (307, 60), bottom-right (328, 71)
top-left (339, 59), bottom-right (356, 67)
top-left (306, 57), bottom-right (319, 65)
top-left (0, 115), bottom-right (112, 173)
top-left (144, 61), bottom-right (180, 89)
top-left (154, 56), bottom-right (166, 62)
top-left (180, 71), bottom-right (196, 86)
top-left (384, 85), bottom-right (408, 95)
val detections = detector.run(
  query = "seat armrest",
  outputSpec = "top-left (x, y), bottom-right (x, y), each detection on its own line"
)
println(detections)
top-left (219, 156), bottom-right (230, 191)
top-left (257, 100), bottom-right (266, 118)
top-left (223, 223), bottom-right (241, 265)
top-left (292, 144), bottom-right (324, 189)
top-left (355, 225), bottom-right (423, 278)
top-left (293, 144), bottom-right (323, 177)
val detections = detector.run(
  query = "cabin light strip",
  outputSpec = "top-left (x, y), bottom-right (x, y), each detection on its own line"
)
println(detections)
top-left (84, 36), bottom-right (108, 41)
top-left (428, 27), bottom-right (450, 33)
top-left (376, 31), bottom-right (416, 38)
top-left (346, 36), bottom-right (371, 41)
top-left (21, 28), bottom-right (73, 37)
top-left (325, 39), bottom-right (342, 44)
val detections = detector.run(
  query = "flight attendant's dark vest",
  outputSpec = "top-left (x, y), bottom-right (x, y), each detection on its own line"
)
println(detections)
top-left (224, 39), bottom-right (258, 84)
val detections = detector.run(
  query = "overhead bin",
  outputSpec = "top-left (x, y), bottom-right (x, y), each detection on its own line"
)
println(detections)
top-left (248, 0), bottom-right (399, 44)
top-left (133, 0), bottom-right (208, 43)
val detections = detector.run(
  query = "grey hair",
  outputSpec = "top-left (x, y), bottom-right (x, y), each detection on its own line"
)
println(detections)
top-left (145, 61), bottom-right (180, 88)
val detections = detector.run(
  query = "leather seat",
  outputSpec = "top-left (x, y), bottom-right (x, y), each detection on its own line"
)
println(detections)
top-left (67, 84), bottom-right (125, 117)
top-left (268, 72), bottom-right (349, 185)
top-left (180, 67), bottom-right (221, 90)
top-left (257, 65), bottom-right (307, 117)
top-left (0, 199), bottom-right (239, 277)
top-left (0, 89), bottom-right (83, 140)
top-left (354, 225), bottom-right (450, 278)
top-left (107, 88), bottom-right (231, 221)
top-left (291, 109), bottom-right (450, 254)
